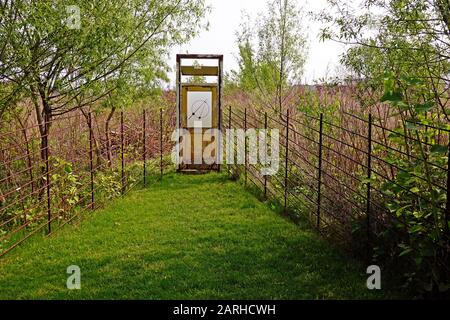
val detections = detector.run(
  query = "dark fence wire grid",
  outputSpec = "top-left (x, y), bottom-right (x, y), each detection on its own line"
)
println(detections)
top-left (224, 106), bottom-right (450, 264)
top-left (2, 102), bottom-right (450, 279)
top-left (0, 108), bottom-right (174, 257)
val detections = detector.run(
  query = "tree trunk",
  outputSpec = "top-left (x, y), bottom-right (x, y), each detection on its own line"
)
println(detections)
top-left (32, 86), bottom-right (52, 199)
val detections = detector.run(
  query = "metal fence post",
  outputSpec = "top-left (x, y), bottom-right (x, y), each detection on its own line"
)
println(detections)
top-left (284, 110), bottom-right (290, 214)
top-left (88, 112), bottom-right (94, 210)
top-left (121, 110), bottom-right (125, 195)
top-left (228, 106), bottom-right (232, 175)
top-left (264, 112), bottom-right (268, 199)
top-left (44, 113), bottom-right (51, 234)
top-left (445, 137), bottom-right (450, 239)
top-left (244, 108), bottom-right (247, 187)
top-left (160, 108), bottom-right (163, 179)
top-left (143, 109), bottom-right (146, 186)
top-left (316, 113), bottom-right (324, 230)
top-left (367, 113), bottom-right (373, 259)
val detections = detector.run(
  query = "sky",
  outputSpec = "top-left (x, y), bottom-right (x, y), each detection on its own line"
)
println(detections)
top-left (168, 0), bottom-right (347, 86)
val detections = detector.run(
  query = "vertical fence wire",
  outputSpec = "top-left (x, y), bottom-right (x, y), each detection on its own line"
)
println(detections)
top-left (366, 113), bottom-right (373, 260)
top-left (160, 108), bottom-right (163, 179)
top-left (143, 109), bottom-right (146, 186)
top-left (88, 112), bottom-right (94, 210)
top-left (228, 106), bottom-right (232, 176)
top-left (44, 113), bottom-right (51, 234)
top-left (120, 110), bottom-right (125, 195)
top-left (445, 134), bottom-right (450, 240)
top-left (264, 112), bottom-right (268, 199)
top-left (244, 108), bottom-right (247, 187)
top-left (316, 113), bottom-right (324, 230)
top-left (284, 110), bottom-right (290, 214)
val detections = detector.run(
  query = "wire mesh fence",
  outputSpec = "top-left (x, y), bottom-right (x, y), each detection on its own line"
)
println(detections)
top-left (224, 106), bottom-right (450, 266)
top-left (0, 107), bottom-right (175, 257)
top-left (2, 102), bottom-right (449, 287)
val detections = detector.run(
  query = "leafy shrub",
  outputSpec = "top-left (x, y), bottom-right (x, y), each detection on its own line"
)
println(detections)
top-left (49, 157), bottom-right (84, 221)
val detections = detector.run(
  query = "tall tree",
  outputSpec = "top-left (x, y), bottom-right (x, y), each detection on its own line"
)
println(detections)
top-left (0, 0), bottom-right (208, 162)
top-left (233, 0), bottom-right (307, 115)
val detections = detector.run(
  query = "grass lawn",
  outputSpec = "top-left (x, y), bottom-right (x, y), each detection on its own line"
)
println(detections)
top-left (0, 173), bottom-right (390, 299)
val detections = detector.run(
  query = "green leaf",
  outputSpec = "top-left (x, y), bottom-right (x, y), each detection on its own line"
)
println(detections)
top-left (430, 144), bottom-right (447, 154)
top-left (398, 244), bottom-right (413, 257)
top-left (404, 77), bottom-right (424, 86)
top-left (387, 132), bottom-right (400, 139)
top-left (386, 202), bottom-right (400, 213)
top-left (409, 224), bottom-right (423, 234)
top-left (381, 90), bottom-right (403, 103)
top-left (410, 187), bottom-right (420, 193)
top-left (383, 74), bottom-right (395, 92)
top-left (413, 211), bottom-right (424, 219)
top-left (395, 205), bottom-right (411, 217)
top-left (394, 101), bottom-right (409, 109)
top-left (414, 102), bottom-right (434, 113)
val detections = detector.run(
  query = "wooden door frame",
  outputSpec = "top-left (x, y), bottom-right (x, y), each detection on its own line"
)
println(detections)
top-left (175, 54), bottom-right (223, 172)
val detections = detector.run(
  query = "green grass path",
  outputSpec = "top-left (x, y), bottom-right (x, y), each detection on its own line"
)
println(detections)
top-left (0, 173), bottom-right (385, 299)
